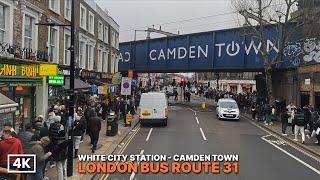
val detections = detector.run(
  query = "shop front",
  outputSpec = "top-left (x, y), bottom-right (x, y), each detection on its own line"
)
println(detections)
top-left (0, 62), bottom-right (57, 131)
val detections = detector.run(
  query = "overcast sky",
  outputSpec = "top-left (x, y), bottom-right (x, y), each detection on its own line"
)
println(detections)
top-left (96, 0), bottom-right (242, 42)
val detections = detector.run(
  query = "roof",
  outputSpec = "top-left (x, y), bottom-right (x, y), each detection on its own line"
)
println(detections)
top-left (63, 78), bottom-right (91, 90)
top-left (218, 98), bottom-right (236, 102)
top-left (0, 93), bottom-right (18, 109)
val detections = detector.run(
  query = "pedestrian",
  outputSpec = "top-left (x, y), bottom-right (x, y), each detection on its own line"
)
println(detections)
top-left (291, 108), bottom-right (296, 135)
top-left (18, 123), bottom-right (34, 153)
top-left (251, 104), bottom-right (257, 120)
top-left (264, 103), bottom-right (272, 125)
top-left (0, 130), bottom-right (24, 168)
top-left (49, 116), bottom-right (68, 180)
top-left (73, 115), bottom-right (86, 158)
top-left (280, 109), bottom-right (289, 136)
top-left (293, 108), bottom-right (306, 144)
top-left (1, 122), bottom-right (19, 138)
top-left (88, 111), bottom-right (102, 153)
top-left (101, 98), bottom-right (109, 121)
top-left (29, 136), bottom-right (52, 180)
top-left (46, 111), bottom-right (56, 129)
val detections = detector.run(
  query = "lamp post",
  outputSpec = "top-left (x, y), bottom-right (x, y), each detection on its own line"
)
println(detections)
top-left (35, 0), bottom-right (75, 177)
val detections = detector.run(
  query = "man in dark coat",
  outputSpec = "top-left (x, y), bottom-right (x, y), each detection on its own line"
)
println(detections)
top-left (294, 108), bottom-right (306, 144)
top-left (18, 123), bottom-right (34, 154)
top-left (88, 111), bottom-right (101, 153)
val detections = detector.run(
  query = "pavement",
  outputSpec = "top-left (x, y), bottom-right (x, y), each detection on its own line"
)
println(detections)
top-left (94, 96), bottom-right (320, 180)
top-left (45, 116), bottom-right (139, 180)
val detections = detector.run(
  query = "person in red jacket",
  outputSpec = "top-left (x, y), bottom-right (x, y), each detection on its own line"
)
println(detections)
top-left (0, 130), bottom-right (24, 168)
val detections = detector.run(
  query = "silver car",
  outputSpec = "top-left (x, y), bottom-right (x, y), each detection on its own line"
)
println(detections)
top-left (216, 98), bottom-right (240, 120)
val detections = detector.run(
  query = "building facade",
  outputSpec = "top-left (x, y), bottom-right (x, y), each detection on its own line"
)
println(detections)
top-left (0, 0), bottom-right (119, 131)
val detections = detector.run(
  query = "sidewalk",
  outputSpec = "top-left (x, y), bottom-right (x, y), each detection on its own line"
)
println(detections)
top-left (179, 95), bottom-right (320, 158)
top-left (45, 116), bottom-right (139, 180)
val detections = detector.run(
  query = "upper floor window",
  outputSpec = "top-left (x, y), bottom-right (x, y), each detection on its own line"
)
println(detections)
top-left (48, 27), bottom-right (59, 63)
top-left (23, 15), bottom-right (34, 49)
top-left (111, 30), bottom-right (116, 48)
top-left (115, 33), bottom-right (119, 50)
top-left (0, 4), bottom-right (6, 43)
top-left (64, 0), bottom-right (71, 21)
top-left (98, 21), bottom-right (103, 40)
top-left (79, 41), bottom-right (86, 68)
top-left (49, 0), bottom-right (60, 14)
top-left (104, 26), bottom-right (109, 43)
top-left (64, 31), bottom-right (71, 65)
top-left (88, 11), bottom-right (94, 35)
top-left (97, 49), bottom-right (102, 72)
top-left (80, 4), bottom-right (86, 30)
top-left (87, 44), bottom-right (94, 70)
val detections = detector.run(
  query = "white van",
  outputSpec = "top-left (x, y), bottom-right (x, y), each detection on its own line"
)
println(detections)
top-left (138, 92), bottom-right (168, 126)
top-left (216, 98), bottom-right (240, 120)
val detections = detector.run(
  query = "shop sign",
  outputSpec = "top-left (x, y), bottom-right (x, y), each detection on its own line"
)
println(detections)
top-left (48, 75), bottom-right (65, 86)
top-left (101, 73), bottom-right (112, 79)
top-left (0, 63), bottom-right (39, 77)
top-left (305, 78), bottom-right (311, 85)
top-left (39, 64), bottom-right (58, 76)
top-left (0, 107), bottom-right (17, 114)
top-left (81, 70), bottom-right (101, 79)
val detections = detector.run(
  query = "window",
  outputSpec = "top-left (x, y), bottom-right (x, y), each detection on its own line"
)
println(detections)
top-left (64, 0), bottom-right (71, 21)
top-left (80, 4), bottom-right (86, 30)
top-left (49, 0), bottom-right (60, 14)
top-left (111, 30), bottom-right (116, 47)
top-left (79, 41), bottom-right (86, 69)
top-left (0, 4), bottom-right (5, 42)
top-left (98, 21), bottom-right (103, 40)
top-left (48, 27), bottom-right (59, 63)
top-left (104, 26), bottom-right (108, 43)
top-left (87, 44), bottom-right (93, 70)
top-left (88, 12), bottom-right (94, 34)
top-left (102, 51), bottom-right (108, 73)
top-left (111, 53), bottom-right (115, 73)
top-left (23, 15), bottom-right (34, 49)
top-left (64, 32), bottom-right (71, 65)
top-left (97, 49), bottom-right (102, 72)
top-left (115, 33), bottom-right (119, 49)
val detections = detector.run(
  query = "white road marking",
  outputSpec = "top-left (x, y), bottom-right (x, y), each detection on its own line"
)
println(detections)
top-left (195, 117), bottom-right (199, 124)
top-left (146, 128), bottom-right (153, 142)
top-left (129, 149), bottom-right (144, 180)
top-left (195, 112), bottom-right (197, 116)
top-left (261, 136), bottom-right (320, 175)
top-left (199, 127), bottom-right (207, 141)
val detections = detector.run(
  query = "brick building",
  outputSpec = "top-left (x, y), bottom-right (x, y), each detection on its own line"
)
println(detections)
top-left (0, 0), bottom-right (119, 131)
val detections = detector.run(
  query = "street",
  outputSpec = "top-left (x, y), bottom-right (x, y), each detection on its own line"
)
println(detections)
top-left (95, 103), bottom-right (320, 180)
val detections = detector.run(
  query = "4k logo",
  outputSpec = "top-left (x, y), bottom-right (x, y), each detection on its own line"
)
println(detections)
top-left (7, 154), bottom-right (36, 173)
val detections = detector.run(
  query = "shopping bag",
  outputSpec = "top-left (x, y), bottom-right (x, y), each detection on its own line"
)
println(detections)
top-left (316, 127), bottom-right (320, 135)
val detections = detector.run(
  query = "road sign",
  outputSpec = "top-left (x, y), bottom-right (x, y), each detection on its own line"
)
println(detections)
top-left (121, 77), bottom-right (132, 95)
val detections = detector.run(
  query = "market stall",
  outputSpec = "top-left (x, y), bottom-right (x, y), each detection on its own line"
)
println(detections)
top-left (0, 93), bottom-right (18, 131)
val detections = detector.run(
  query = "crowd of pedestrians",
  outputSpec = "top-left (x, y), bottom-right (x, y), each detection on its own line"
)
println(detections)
top-left (0, 90), bottom-right (141, 180)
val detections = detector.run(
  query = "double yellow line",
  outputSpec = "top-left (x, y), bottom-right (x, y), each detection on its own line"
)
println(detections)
top-left (99, 124), bottom-right (141, 180)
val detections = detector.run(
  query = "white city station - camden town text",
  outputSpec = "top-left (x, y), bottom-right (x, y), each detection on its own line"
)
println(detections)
top-left (118, 40), bottom-right (279, 62)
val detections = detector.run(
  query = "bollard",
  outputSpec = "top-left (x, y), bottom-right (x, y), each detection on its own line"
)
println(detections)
top-left (201, 102), bottom-right (206, 109)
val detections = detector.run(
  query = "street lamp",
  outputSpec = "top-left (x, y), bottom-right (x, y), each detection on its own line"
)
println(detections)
top-left (35, 0), bottom-right (75, 177)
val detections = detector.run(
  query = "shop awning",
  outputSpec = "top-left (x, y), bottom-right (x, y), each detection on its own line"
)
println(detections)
top-left (63, 78), bottom-right (91, 90)
top-left (0, 93), bottom-right (18, 111)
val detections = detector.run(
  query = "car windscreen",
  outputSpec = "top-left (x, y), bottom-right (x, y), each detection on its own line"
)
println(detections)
top-left (219, 101), bottom-right (238, 109)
